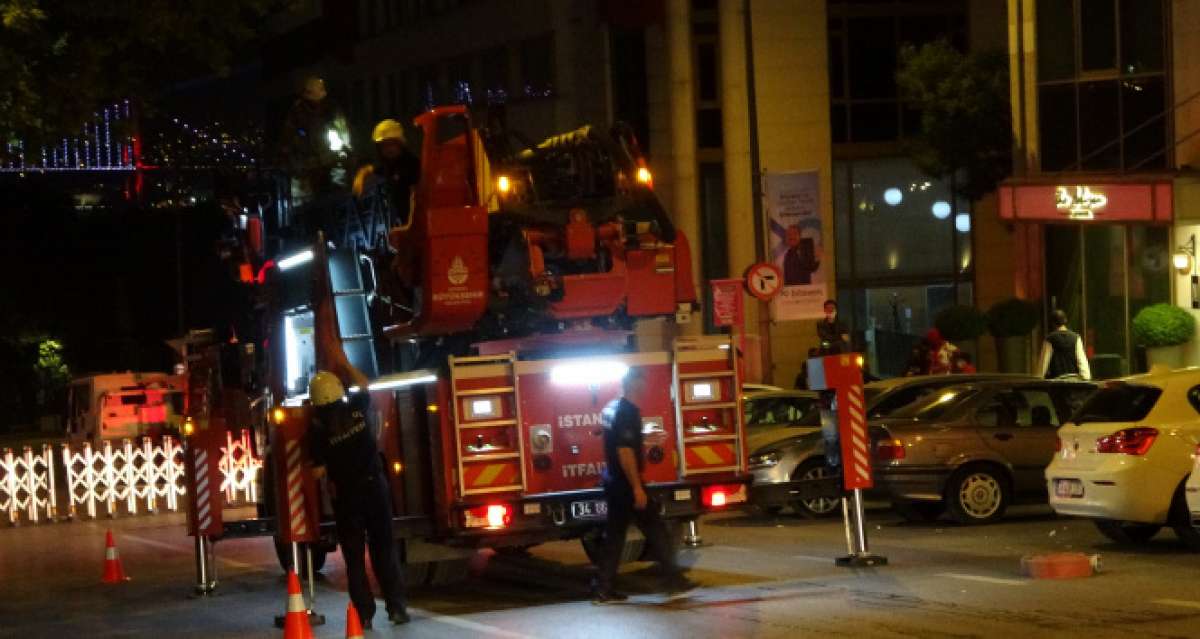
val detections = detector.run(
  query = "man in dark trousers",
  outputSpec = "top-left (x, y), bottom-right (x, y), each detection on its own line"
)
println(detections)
top-left (593, 367), bottom-right (698, 602)
top-left (307, 370), bottom-right (409, 627)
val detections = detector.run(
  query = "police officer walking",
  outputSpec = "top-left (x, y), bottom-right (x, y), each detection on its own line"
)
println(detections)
top-left (593, 367), bottom-right (698, 602)
top-left (307, 370), bottom-right (409, 627)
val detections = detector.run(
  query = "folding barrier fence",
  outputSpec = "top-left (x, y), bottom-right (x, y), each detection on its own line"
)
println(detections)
top-left (0, 430), bottom-right (262, 525)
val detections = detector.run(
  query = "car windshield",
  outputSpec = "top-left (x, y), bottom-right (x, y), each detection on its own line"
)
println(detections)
top-left (1072, 383), bottom-right (1162, 423)
top-left (744, 396), bottom-right (819, 427)
top-left (888, 387), bottom-right (978, 421)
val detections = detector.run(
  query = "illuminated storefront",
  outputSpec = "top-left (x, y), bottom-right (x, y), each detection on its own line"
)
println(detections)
top-left (998, 178), bottom-right (1174, 377)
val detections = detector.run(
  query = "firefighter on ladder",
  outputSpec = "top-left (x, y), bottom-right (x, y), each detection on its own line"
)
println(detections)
top-left (593, 367), bottom-right (699, 602)
top-left (307, 370), bottom-right (409, 627)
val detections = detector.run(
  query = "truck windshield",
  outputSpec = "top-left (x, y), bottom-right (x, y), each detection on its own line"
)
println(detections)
top-left (1071, 384), bottom-right (1161, 423)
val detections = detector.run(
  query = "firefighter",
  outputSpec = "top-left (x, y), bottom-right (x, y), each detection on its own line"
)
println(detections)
top-left (279, 76), bottom-right (352, 214)
top-left (353, 118), bottom-right (421, 224)
top-left (593, 367), bottom-right (698, 603)
top-left (306, 371), bottom-right (409, 627)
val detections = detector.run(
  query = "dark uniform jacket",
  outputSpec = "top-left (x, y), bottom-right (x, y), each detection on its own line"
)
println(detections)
top-left (307, 391), bottom-right (383, 490)
top-left (601, 397), bottom-right (643, 495)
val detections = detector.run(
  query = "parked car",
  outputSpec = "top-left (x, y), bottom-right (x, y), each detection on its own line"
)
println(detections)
top-left (743, 390), bottom-right (820, 453)
top-left (1047, 369), bottom-right (1200, 549)
top-left (748, 374), bottom-right (1038, 518)
top-left (874, 379), bottom-right (1096, 524)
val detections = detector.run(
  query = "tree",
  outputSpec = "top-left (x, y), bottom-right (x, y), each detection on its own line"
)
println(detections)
top-left (0, 0), bottom-right (286, 144)
top-left (895, 40), bottom-right (1012, 202)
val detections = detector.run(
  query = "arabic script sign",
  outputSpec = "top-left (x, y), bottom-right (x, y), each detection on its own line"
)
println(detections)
top-left (1055, 186), bottom-right (1108, 220)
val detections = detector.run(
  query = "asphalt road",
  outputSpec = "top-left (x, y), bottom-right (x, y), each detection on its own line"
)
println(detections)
top-left (3, 504), bottom-right (1200, 638)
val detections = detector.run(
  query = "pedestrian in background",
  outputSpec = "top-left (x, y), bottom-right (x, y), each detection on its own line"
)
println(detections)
top-left (593, 367), bottom-right (697, 603)
top-left (1040, 310), bottom-right (1091, 380)
top-left (926, 328), bottom-right (959, 375)
top-left (816, 300), bottom-right (850, 354)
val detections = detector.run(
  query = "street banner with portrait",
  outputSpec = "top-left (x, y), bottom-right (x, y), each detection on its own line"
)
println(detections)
top-left (764, 170), bottom-right (826, 320)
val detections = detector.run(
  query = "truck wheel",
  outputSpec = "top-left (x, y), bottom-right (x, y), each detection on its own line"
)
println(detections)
top-left (791, 459), bottom-right (840, 518)
top-left (945, 465), bottom-right (1009, 525)
top-left (273, 540), bottom-right (329, 574)
top-left (424, 559), bottom-right (472, 586)
top-left (1169, 480), bottom-right (1200, 551)
top-left (893, 500), bottom-right (944, 523)
top-left (582, 527), bottom-right (645, 565)
top-left (1093, 519), bottom-right (1162, 544)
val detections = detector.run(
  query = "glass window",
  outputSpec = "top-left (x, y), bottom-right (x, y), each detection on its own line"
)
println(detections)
top-left (847, 17), bottom-right (897, 100)
top-left (744, 396), bottom-right (819, 427)
top-left (890, 386), bottom-right (977, 421)
top-left (1127, 225), bottom-right (1172, 338)
top-left (829, 34), bottom-right (844, 100)
top-left (482, 46), bottom-right (509, 103)
top-left (697, 43), bottom-right (718, 102)
top-left (869, 384), bottom-right (941, 419)
top-left (521, 35), bottom-right (554, 98)
top-left (1036, 0), bottom-right (1075, 81)
top-left (1120, 0), bottom-right (1164, 74)
top-left (849, 103), bottom-right (899, 142)
top-left (849, 159), bottom-right (957, 278)
top-left (1122, 76), bottom-right (1167, 170)
top-left (448, 57), bottom-right (473, 104)
top-left (1078, 81), bottom-right (1120, 170)
top-left (1084, 225), bottom-right (1128, 375)
top-left (831, 104), bottom-right (848, 144)
top-left (1080, 0), bottom-right (1117, 72)
top-left (696, 108), bottom-right (723, 148)
top-left (833, 161), bottom-right (850, 272)
top-left (1038, 84), bottom-right (1077, 171)
top-left (1074, 383), bottom-right (1161, 422)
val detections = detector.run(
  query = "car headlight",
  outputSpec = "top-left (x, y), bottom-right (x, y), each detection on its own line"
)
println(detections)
top-left (748, 451), bottom-right (780, 468)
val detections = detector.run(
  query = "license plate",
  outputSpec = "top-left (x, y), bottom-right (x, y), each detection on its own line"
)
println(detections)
top-left (570, 499), bottom-right (607, 520)
top-left (1054, 479), bottom-right (1084, 498)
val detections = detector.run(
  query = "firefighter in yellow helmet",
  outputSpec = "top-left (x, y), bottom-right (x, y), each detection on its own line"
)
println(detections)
top-left (352, 118), bottom-right (420, 224)
top-left (306, 370), bottom-right (409, 626)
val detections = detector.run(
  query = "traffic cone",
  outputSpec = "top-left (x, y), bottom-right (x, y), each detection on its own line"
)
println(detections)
top-left (101, 530), bottom-right (129, 583)
top-left (344, 602), bottom-right (364, 639)
top-left (282, 569), bottom-right (313, 639)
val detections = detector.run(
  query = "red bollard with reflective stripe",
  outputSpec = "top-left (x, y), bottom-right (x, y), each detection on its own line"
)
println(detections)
top-left (272, 409), bottom-right (320, 545)
top-left (185, 418), bottom-right (226, 538)
top-left (807, 354), bottom-right (872, 490)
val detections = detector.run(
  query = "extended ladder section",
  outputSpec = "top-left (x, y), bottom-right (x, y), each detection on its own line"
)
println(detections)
top-left (448, 353), bottom-right (528, 497)
top-left (329, 248), bottom-right (379, 378)
top-left (673, 336), bottom-right (744, 476)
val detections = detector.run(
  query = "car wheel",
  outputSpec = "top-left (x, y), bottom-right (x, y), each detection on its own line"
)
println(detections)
top-left (945, 465), bottom-right (1009, 525)
top-left (791, 459), bottom-right (840, 518)
top-left (893, 500), bottom-right (945, 523)
top-left (1093, 519), bottom-right (1162, 544)
top-left (1169, 480), bottom-right (1200, 552)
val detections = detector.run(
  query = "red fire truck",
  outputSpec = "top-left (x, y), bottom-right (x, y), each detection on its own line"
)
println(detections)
top-left (188, 106), bottom-right (751, 581)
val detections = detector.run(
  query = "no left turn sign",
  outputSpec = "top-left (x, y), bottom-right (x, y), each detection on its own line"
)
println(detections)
top-left (744, 262), bottom-right (783, 301)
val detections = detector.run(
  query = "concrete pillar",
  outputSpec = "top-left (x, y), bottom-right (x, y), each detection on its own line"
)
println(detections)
top-left (745, 0), bottom-right (833, 386)
top-left (1007, 0), bottom-right (1039, 175)
top-left (665, 0), bottom-right (702, 333)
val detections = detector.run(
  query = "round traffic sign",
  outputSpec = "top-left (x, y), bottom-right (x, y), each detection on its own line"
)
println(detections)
top-left (744, 262), bottom-right (783, 301)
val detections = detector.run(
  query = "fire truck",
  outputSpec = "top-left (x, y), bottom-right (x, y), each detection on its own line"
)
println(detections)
top-left (190, 105), bottom-right (750, 581)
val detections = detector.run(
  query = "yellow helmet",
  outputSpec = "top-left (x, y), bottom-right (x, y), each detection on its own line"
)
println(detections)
top-left (372, 119), bottom-right (405, 143)
top-left (308, 371), bottom-right (345, 406)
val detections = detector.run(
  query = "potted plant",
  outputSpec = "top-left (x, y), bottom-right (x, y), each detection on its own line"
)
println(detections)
top-left (986, 298), bottom-right (1040, 373)
top-left (934, 304), bottom-right (988, 343)
top-left (1132, 304), bottom-right (1196, 369)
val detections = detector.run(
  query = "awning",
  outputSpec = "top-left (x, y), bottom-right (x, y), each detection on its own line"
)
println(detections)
top-left (998, 177), bottom-right (1173, 223)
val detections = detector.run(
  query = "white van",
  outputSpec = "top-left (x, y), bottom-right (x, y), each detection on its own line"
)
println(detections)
top-left (66, 372), bottom-right (185, 443)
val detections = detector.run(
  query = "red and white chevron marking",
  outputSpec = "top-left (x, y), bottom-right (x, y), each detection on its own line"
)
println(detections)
top-left (844, 384), bottom-right (872, 488)
top-left (194, 449), bottom-right (212, 532)
top-left (284, 439), bottom-right (308, 538)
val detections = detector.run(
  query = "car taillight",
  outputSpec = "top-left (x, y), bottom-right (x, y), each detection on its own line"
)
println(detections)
top-left (464, 504), bottom-right (513, 529)
top-left (701, 484), bottom-right (747, 508)
top-left (1095, 428), bottom-right (1158, 455)
top-left (876, 438), bottom-right (906, 460)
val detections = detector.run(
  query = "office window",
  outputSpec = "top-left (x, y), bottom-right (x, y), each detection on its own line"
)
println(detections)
top-left (482, 46), bottom-right (509, 103)
top-left (1035, 0), bottom-right (1168, 171)
top-left (521, 35), bottom-right (554, 99)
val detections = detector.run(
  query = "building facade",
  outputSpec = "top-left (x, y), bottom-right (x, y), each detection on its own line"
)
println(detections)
top-left (1001, 0), bottom-right (1200, 376)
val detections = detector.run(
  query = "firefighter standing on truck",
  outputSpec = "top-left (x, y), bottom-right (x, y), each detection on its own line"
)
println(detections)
top-left (307, 370), bottom-right (409, 627)
top-left (593, 367), bottom-right (698, 603)
top-left (353, 119), bottom-right (421, 224)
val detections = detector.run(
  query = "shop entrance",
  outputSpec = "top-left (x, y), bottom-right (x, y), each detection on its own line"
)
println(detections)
top-left (1043, 224), bottom-right (1171, 378)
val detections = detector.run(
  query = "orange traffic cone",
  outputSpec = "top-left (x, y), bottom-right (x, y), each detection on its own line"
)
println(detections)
top-left (344, 602), bottom-right (364, 639)
top-left (101, 530), bottom-right (129, 583)
top-left (282, 569), bottom-right (313, 639)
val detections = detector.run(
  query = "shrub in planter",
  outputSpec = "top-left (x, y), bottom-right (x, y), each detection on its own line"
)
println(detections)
top-left (1132, 304), bottom-right (1195, 348)
top-left (986, 298), bottom-right (1040, 338)
top-left (934, 304), bottom-right (988, 342)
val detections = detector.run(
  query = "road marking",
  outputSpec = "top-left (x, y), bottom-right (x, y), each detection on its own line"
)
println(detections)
top-left (1152, 599), bottom-right (1200, 611)
top-left (790, 554), bottom-right (831, 563)
top-left (122, 533), bottom-right (259, 570)
top-left (936, 572), bottom-right (1028, 586)
top-left (410, 608), bottom-right (539, 638)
